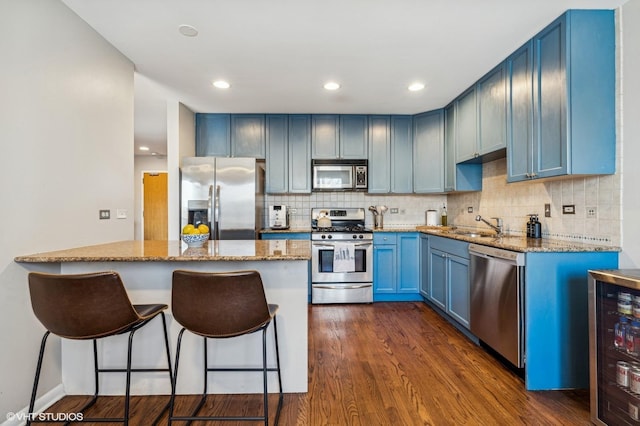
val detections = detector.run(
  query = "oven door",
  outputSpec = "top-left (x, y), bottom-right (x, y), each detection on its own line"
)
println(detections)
top-left (311, 241), bottom-right (372, 283)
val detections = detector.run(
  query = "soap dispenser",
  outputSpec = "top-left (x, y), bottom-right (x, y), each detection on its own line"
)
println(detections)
top-left (527, 214), bottom-right (542, 238)
top-left (441, 205), bottom-right (448, 226)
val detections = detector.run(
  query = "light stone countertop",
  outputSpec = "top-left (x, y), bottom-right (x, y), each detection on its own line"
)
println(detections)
top-left (14, 239), bottom-right (311, 263)
top-left (415, 226), bottom-right (620, 253)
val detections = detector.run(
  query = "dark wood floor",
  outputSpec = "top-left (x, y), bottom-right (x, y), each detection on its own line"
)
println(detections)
top-left (43, 302), bottom-right (591, 425)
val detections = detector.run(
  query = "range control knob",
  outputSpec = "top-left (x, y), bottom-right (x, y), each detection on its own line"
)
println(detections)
top-left (359, 235), bottom-right (364, 239)
top-left (352, 234), bottom-right (358, 239)
top-left (328, 235), bottom-right (333, 239)
top-left (321, 235), bottom-right (326, 239)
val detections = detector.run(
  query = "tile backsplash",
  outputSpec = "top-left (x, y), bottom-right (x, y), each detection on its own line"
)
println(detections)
top-left (447, 158), bottom-right (621, 246)
top-left (264, 157), bottom-right (621, 247)
top-left (265, 192), bottom-right (446, 230)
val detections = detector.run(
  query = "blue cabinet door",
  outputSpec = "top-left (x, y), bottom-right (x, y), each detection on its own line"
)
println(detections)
top-left (391, 115), bottom-right (413, 193)
top-left (477, 62), bottom-right (507, 156)
top-left (311, 115), bottom-right (339, 159)
top-left (533, 17), bottom-right (566, 179)
top-left (340, 115), bottom-right (368, 158)
top-left (265, 115), bottom-right (288, 193)
top-left (231, 114), bottom-right (265, 158)
top-left (506, 41), bottom-right (534, 182)
top-left (413, 110), bottom-right (444, 193)
top-left (397, 233), bottom-right (419, 292)
top-left (367, 115), bottom-right (391, 193)
top-left (455, 87), bottom-right (478, 163)
top-left (196, 114), bottom-right (231, 157)
top-left (428, 247), bottom-right (447, 311)
top-left (373, 243), bottom-right (396, 294)
top-left (289, 115), bottom-right (312, 193)
top-left (447, 254), bottom-right (470, 328)
top-left (419, 234), bottom-right (430, 298)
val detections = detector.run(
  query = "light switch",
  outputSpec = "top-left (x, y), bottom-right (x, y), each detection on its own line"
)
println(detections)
top-left (99, 210), bottom-right (110, 220)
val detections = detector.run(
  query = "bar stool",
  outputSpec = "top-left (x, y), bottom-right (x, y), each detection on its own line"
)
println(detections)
top-left (27, 271), bottom-right (173, 425)
top-left (169, 270), bottom-right (283, 425)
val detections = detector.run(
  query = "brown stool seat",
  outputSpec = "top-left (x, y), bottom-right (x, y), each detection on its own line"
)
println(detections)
top-left (169, 269), bottom-right (283, 425)
top-left (26, 271), bottom-right (173, 425)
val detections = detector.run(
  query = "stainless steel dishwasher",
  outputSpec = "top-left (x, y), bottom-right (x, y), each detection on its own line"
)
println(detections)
top-left (469, 243), bottom-right (525, 368)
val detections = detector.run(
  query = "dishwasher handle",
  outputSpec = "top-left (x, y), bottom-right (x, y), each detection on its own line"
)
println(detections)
top-left (469, 243), bottom-right (525, 266)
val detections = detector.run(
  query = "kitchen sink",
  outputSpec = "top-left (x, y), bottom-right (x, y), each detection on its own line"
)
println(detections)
top-left (452, 231), bottom-right (496, 238)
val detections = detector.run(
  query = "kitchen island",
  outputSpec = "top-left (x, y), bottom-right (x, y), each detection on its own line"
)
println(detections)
top-left (14, 239), bottom-right (310, 395)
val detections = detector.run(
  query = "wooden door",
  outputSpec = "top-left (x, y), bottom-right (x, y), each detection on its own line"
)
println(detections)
top-left (143, 172), bottom-right (168, 240)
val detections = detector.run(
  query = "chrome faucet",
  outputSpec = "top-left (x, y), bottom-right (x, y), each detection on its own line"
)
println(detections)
top-left (475, 215), bottom-right (503, 235)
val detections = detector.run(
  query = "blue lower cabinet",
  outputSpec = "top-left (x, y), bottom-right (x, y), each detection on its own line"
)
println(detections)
top-left (373, 232), bottom-right (422, 302)
top-left (426, 235), bottom-right (470, 329)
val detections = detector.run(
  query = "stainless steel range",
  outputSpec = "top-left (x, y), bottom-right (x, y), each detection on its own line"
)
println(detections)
top-left (310, 208), bottom-right (373, 304)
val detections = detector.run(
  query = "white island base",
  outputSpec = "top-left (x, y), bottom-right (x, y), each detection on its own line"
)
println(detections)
top-left (59, 260), bottom-right (308, 395)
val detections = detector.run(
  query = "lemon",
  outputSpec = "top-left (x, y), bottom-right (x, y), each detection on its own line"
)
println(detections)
top-left (182, 224), bottom-right (195, 234)
top-left (191, 228), bottom-right (201, 235)
top-left (197, 224), bottom-right (209, 234)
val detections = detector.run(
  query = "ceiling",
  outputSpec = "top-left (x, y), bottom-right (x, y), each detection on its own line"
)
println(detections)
top-left (61, 0), bottom-right (626, 157)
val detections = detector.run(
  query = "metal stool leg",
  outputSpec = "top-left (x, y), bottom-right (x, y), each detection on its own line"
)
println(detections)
top-left (27, 332), bottom-right (50, 426)
top-left (273, 316), bottom-right (283, 425)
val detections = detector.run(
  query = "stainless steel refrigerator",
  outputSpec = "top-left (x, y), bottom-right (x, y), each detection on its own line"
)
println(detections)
top-left (180, 157), bottom-right (264, 240)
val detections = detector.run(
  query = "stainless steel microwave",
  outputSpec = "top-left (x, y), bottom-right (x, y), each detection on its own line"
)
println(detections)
top-left (312, 159), bottom-right (367, 191)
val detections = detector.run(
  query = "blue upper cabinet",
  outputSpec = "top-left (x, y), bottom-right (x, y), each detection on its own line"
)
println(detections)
top-left (413, 110), bottom-right (444, 193)
top-left (196, 114), bottom-right (231, 157)
top-left (311, 115), bottom-right (368, 159)
top-left (367, 115), bottom-right (391, 193)
top-left (340, 115), bottom-right (368, 158)
top-left (444, 104), bottom-right (482, 192)
top-left (288, 115), bottom-right (312, 193)
top-left (455, 87), bottom-right (478, 163)
top-left (231, 114), bottom-right (265, 158)
top-left (265, 115), bottom-right (288, 193)
top-left (391, 115), bottom-right (413, 193)
top-left (508, 10), bottom-right (615, 182)
top-left (311, 115), bottom-right (339, 158)
top-left (506, 41), bottom-right (534, 182)
top-left (477, 61), bottom-right (507, 156)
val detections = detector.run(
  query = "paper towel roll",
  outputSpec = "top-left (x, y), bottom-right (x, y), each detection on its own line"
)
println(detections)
top-left (426, 210), bottom-right (438, 226)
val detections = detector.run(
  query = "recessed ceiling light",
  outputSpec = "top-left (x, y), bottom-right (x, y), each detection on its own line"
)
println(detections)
top-left (324, 82), bottom-right (340, 91)
top-left (213, 80), bottom-right (231, 89)
top-left (151, 152), bottom-right (157, 156)
top-left (139, 146), bottom-right (150, 151)
top-left (178, 25), bottom-right (199, 37)
top-left (408, 82), bottom-right (425, 92)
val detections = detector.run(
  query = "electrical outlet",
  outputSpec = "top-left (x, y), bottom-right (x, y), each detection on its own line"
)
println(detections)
top-left (390, 208), bottom-right (399, 214)
top-left (467, 207), bottom-right (473, 213)
top-left (116, 209), bottom-right (127, 219)
top-left (289, 208), bottom-right (297, 214)
top-left (587, 206), bottom-right (597, 219)
top-left (99, 209), bottom-right (110, 220)
top-left (562, 204), bottom-right (575, 214)
top-left (544, 204), bottom-right (551, 218)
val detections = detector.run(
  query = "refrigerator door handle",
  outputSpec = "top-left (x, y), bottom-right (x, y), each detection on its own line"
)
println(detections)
top-left (214, 185), bottom-right (221, 240)
top-left (208, 185), bottom-right (214, 239)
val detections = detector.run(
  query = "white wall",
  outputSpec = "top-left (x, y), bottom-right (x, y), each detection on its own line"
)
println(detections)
top-left (0, 0), bottom-right (134, 417)
top-left (620, 1), bottom-right (640, 267)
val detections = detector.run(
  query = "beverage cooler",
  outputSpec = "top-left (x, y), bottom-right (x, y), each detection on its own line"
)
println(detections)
top-left (589, 270), bottom-right (640, 425)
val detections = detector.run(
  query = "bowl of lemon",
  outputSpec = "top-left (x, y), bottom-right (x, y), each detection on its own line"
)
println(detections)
top-left (181, 224), bottom-right (210, 248)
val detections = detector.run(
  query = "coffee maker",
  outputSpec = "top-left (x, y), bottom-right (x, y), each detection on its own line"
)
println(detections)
top-left (268, 205), bottom-right (289, 229)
